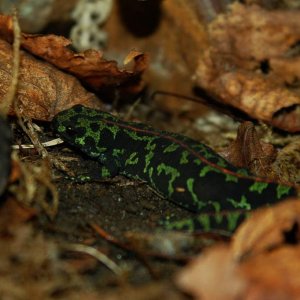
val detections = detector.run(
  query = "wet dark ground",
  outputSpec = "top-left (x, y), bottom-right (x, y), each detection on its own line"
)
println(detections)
top-left (35, 150), bottom-right (203, 287)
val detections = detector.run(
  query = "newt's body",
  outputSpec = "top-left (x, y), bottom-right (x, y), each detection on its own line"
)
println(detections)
top-left (53, 105), bottom-right (297, 232)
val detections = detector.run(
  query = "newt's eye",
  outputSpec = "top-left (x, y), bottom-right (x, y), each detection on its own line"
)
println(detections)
top-left (65, 126), bottom-right (77, 135)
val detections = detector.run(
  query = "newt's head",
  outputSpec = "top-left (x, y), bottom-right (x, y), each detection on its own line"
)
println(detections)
top-left (52, 105), bottom-right (117, 159)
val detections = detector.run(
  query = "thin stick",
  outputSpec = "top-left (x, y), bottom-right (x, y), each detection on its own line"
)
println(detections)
top-left (151, 90), bottom-right (246, 122)
top-left (61, 243), bottom-right (123, 276)
top-left (0, 10), bottom-right (21, 117)
top-left (12, 137), bottom-right (64, 149)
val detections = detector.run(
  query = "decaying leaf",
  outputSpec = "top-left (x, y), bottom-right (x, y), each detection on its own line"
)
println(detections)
top-left (177, 243), bottom-right (300, 300)
top-left (240, 245), bottom-right (300, 299)
top-left (0, 198), bottom-right (36, 229)
top-left (222, 121), bottom-right (276, 177)
top-left (0, 38), bottom-right (100, 120)
top-left (0, 14), bottom-right (148, 120)
top-left (274, 138), bottom-right (300, 182)
top-left (176, 198), bottom-right (300, 299)
top-left (232, 198), bottom-right (300, 260)
top-left (195, 3), bottom-right (300, 132)
top-left (0, 14), bottom-right (148, 92)
top-left (176, 244), bottom-right (246, 300)
top-left (0, 224), bottom-right (85, 299)
top-left (21, 34), bottom-right (148, 92)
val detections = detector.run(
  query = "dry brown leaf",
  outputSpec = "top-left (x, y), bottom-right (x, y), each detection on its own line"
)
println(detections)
top-left (195, 3), bottom-right (300, 132)
top-left (274, 138), bottom-right (300, 183)
top-left (0, 224), bottom-right (85, 299)
top-left (176, 243), bottom-right (300, 300)
top-left (208, 3), bottom-right (300, 66)
top-left (232, 198), bottom-right (300, 260)
top-left (176, 244), bottom-right (246, 300)
top-left (176, 199), bottom-right (300, 300)
top-left (0, 38), bottom-right (100, 120)
top-left (222, 121), bottom-right (276, 177)
top-left (196, 51), bottom-right (300, 132)
top-left (0, 198), bottom-right (36, 229)
top-left (240, 246), bottom-right (300, 299)
top-left (0, 14), bottom-right (148, 92)
top-left (21, 34), bottom-right (148, 92)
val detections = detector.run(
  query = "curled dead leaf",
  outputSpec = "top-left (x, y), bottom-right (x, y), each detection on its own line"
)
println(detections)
top-left (0, 14), bottom-right (148, 120)
top-left (0, 15), bottom-right (148, 92)
top-left (222, 121), bottom-right (276, 177)
top-left (232, 198), bottom-right (300, 260)
top-left (21, 34), bottom-right (148, 92)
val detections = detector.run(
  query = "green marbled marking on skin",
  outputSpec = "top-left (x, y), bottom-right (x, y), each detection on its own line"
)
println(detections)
top-left (210, 201), bottom-right (221, 212)
top-left (143, 142), bottom-right (156, 173)
top-left (186, 178), bottom-right (205, 209)
top-left (57, 124), bottom-right (66, 133)
top-left (113, 148), bottom-right (125, 157)
top-left (249, 181), bottom-right (268, 194)
top-left (210, 202), bottom-right (222, 223)
top-left (165, 218), bottom-right (195, 232)
top-left (214, 212), bottom-right (223, 225)
top-left (101, 166), bottom-right (111, 177)
top-left (193, 159), bottom-right (201, 166)
top-left (276, 185), bottom-right (291, 199)
top-left (124, 128), bottom-right (157, 142)
top-left (225, 174), bottom-right (238, 183)
top-left (197, 214), bottom-right (211, 231)
top-left (163, 143), bottom-right (179, 153)
top-left (227, 212), bottom-right (242, 232)
top-left (217, 157), bottom-right (228, 168)
top-left (179, 150), bottom-right (189, 164)
top-left (77, 175), bottom-right (91, 181)
top-left (192, 144), bottom-right (214, 159)
top-left (107, 124), bottom-right (120, 139)
top-left (148, 166), bottom-right (155, 187)
top-left (227, 195), bottom-right (251, 210)
top-left (157, 163), bottom-right (180, 196)
top-left (236, 168), bottom-right (250, 176)
top-left (199, 165), bottom-right (220, 177)
top-left (89, 147), bottom-right (107, 159)
top-left (75, 136), bottom-right (86, 146)
top-left (125, 152), bottom-right (139, 165)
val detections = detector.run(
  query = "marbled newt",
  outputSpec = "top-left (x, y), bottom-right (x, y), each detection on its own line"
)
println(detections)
top-left (53, 105), bottom-right (297, 232)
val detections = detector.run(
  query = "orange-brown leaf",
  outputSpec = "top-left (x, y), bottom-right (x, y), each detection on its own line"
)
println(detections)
top-left (21, 34), bottom-right (148, 92)
top-left (232, 198), bottom-right (300, 260)
top-left (240, 246), bottom-right (300, 299)
top-left (0, 39), bottom-right (100, 121)
top-left (176, 245), bottom-right (246, 300)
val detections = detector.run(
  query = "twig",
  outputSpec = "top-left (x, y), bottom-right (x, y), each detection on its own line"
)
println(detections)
top-left (0, 9), bottom-right (21, 117)
top-left (124, 97), bottom-right (142, 121)
top-left (61, 243), bottom-right (123, 276)
top-left (12, 137), bottom-right (64, 149)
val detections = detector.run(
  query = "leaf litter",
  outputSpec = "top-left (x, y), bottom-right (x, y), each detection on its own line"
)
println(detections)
top-left (0, 1), bottom-right (299, 299)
